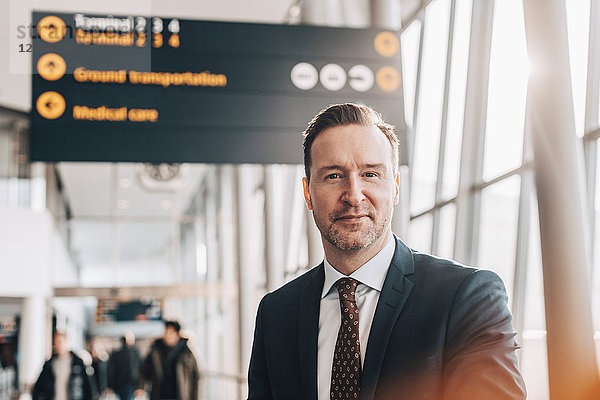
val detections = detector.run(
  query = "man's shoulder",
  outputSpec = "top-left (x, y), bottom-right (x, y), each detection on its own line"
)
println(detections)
top-left (147, 339), bottom-right (164, 353)
top-left (179, 338), bottom-right (197, 357)
top-left (41, 357), bottom-right (55, 371)
top-left (410, 248), bottom-right (504, 287)
top-left (412, 250), bottom-right (472, 273)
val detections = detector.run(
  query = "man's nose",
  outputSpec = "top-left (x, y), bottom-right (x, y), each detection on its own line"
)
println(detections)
top-left (341, 175), bottom-right (366, 206)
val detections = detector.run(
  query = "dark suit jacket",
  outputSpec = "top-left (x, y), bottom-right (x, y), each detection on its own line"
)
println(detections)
top-left (248, 237), bottom-right (526, 399)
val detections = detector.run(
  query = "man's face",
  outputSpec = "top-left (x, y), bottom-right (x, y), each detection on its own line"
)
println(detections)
top-left (53, 334), bottom-right (69, 356)
top-left (163, 326), bottom-right (179, 347)
top-left (302, 124), bottom-right (399, 251)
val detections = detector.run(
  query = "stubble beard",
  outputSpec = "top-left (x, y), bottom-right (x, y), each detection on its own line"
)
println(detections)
top-left (314, 206), bottom-right (389, 251)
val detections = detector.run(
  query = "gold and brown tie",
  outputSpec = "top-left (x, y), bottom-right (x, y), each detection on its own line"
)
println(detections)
top-left (330, 277), bottom-right (361, 399)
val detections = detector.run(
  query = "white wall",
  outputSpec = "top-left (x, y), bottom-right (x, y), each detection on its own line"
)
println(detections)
top-left (0, 206), bottom-right (78, 295)
top-left (0, 207), bottom-right (53, 297)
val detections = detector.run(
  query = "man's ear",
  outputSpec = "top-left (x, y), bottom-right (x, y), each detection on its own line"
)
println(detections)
top-left (393, 173), bottom-right (400, 206)
top-left (302, 177), bottom-right (313, 210)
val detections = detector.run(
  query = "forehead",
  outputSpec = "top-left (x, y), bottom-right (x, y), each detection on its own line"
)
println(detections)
top-left (310, 124), bottom-right (394, 168)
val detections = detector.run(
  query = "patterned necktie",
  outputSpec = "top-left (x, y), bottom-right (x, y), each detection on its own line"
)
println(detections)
top-left (330, 277), bottom-right (361, 399)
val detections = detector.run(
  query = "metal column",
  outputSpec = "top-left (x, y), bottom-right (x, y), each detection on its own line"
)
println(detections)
top-left (453, 0), bottom-right (494, 265)
top-left (523, 0), bottom-right (600, 398)
top-left (431, 0), bottom-right (457, 254)
top-left (584, 0), bottom-right (600, 275)
top-left (18, 296), bottom-right (48, 393)
top-left (263, 165), bottom-right (285, 291)
top-left (233, 165), bottom-right (256, 400)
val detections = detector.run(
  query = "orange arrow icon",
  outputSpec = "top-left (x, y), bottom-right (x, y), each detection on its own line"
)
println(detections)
top-left (36, 91), bottom-right (66, 119)
top-left (37, 53), bottom-right (67, 81)
top-left (376, 66), bottom-right (401, 92)
top-left (374, 31), bottom-right (399, 57)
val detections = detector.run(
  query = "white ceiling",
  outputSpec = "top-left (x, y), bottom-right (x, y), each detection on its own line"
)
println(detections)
top-left (57, 162), bottom-right (207, 218)
top-left (57, 162), bottom-right (208, 278)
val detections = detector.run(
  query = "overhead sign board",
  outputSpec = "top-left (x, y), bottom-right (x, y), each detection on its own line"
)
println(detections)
top-left (95, 298), bottom-right (162, 324)
top-left (31, 11), bottom-right (406, 164)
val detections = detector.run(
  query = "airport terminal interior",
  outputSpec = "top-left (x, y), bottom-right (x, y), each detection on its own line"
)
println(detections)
top-left (1, 0), bottom-right (600, 399)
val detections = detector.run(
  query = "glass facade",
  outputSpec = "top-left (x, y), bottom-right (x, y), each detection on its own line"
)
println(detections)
top-left (402, 0), bottom-right (600, 398)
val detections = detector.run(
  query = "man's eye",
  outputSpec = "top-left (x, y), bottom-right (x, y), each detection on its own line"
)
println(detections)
top-left (365, 172), bottom-right (379, 178)
top-left (326, 173), bottom-right (340, 179)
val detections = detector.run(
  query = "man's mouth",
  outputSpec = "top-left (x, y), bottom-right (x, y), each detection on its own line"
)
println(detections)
top-left (335, 214), bottom-right (370, 221)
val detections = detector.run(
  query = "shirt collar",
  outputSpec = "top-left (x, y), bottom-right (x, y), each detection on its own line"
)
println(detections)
top-left (321, 235), bottom-right (395, 299)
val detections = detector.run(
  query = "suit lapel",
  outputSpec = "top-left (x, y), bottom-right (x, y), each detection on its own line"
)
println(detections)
top-left (298, 263), bottom-right (325, 400)
top-left (360, 237), bottom-right (415, 400)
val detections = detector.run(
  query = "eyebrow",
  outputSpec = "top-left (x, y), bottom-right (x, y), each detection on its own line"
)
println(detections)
top-left (316, 163), bottom-right (387, 174)
top-left (317, 165), bottom-right (343, 172)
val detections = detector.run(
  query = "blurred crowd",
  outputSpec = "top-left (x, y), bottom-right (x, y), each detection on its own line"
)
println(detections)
top-left (30, 321), bottom-right (199, 400)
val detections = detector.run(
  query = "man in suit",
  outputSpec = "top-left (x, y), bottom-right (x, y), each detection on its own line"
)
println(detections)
top-left (248, 103), bottom-right (526, 399)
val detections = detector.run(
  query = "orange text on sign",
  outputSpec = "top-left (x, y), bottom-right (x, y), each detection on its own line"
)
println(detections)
top-left (128, 108), bottom-right (158, 122)
top-left (73, 106), bottom-right (158, 122)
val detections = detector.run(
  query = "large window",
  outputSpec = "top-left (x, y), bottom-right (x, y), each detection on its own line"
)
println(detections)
top-left (403, 0), bottom-right (600, 397)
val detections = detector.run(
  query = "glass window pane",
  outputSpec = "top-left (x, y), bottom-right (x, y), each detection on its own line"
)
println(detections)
top-left (74, 220), bottom-right (113, 287)
top-left (523, 189), bottom-right (545, 331)
top-left (408, 213), bottom-right (433, 253)
top-left (75, 219), bottom-right (174, 287)
top-left (411, 0), bottom-right (450, 214)
top-left (441, 0), bottom-right (472, 200)
top-left (437, 203), bottom-right (456, 259)
top-left (117, 220), bottom-right (173, 286)
top-left (565, 0), bottom-right (591, 137)
top-left (401, 20), bottom-right (422, 131)
top-left (477, 176), bottom-right (520, 300)
top-left (180, 217), bottom-right (208, 283)
top-left (521, 185), bottom-right (549, 400)
top-left (482, 0), bottom-right (528, 180)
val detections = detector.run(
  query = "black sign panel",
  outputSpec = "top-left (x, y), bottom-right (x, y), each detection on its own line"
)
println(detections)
top-left (95, 298), bottom-right (162, 323)
top-left (31, 12), bottom-right (406, 163)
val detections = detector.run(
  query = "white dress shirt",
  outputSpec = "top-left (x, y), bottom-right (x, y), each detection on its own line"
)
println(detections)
top-left (317, 236), bottom-right (395, 400)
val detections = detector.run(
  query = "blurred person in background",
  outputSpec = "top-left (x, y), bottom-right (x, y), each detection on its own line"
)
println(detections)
top-left (90, 340), bottom-right (109, 399)
top-left (32, 332), bottom-right (94, 400)
top-left (135, 321), bottom-right (198, 400)
top-left (0, 344), bottom-right (18, 400)
top-left (107, 333), bottom-right (140, 400)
